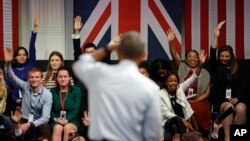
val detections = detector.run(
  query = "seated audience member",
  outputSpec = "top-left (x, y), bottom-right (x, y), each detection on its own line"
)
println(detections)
top-left (50, 66), bottom-right (81, 141)
top-left (0, 68), bottom-right (13, 130)
top-left (180, 119), bottom-right (223, 141)
top-left (42, 51), bottom-right (74, 90)
top-left (150, 58), bottom-right (172, 89)
top-left (72, 16), bottom-right (97, 141)
top-left (6, 15), bottom-right (39, 111)
top-left (138, 60), bottom-right (150, 77)
top-left (167, 29), bottom-right (211, 138)
top-left (72, 16), bottom-right (97, 60)
top-left (181, 131), bottom-right (203, 141)
top-left (0, 68), bottom-right (8, 114)
top-left (4, 47), bottom-right (52, 141)
top-left (209, 24), bottom-right (247, 141)
top-left (160, 53), bottom-right (205, 140)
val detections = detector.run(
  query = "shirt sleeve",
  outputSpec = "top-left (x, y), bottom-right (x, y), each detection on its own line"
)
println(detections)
top-left (142, 88), bottom-right (161, 141)
top-left (73, 54), bottom-right (103, 89)
top-left (4, 65), bottom-right (27, 90)
top-left (72, 35), bottom-right (82, 61)
top-left (180, 72), bottom-right (199, 92)
top-left (28, 31), bottom-right (37, 67)
top-left (33, 90), bottom-right (53, 127)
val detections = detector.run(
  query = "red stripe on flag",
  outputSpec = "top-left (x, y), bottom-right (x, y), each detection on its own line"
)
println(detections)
top-left (184, 0), bottom-right (192, 52)
top-left (148, 0), bottom-right (181, 56)
top-left (217, 0), bottom-right (226, 47)
top-left (0, 0), bottom-right (3, 60)
top-left (235, 0), bottom-right (244, 59)
top-left (12, 0), bottom-right (18, 50)
top-left (119, 0), bottom-right (140, 33)
top-left (81, 2), bottom-right (111, 51)
top-left (200, 0), bottom-right (209, 56)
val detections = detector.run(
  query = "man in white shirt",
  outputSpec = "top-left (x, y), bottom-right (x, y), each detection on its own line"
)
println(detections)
top-left (73, 31), bottom-right (161, 141)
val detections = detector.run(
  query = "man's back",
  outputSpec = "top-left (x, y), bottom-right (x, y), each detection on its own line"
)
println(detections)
top-left (74, 55), bottom-right (161, 141)
top-left (73, 31), bottom-right (161, 141)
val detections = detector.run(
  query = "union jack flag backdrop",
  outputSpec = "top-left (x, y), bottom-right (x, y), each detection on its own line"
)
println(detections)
top-left (74, 0), bottom-right (250, 60)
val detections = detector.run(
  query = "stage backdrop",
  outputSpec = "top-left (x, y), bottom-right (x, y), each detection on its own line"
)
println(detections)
top-left (1, 0), bottom-right (250, 60)
top-left (0, 0), bottom-right (18, 60)
top-left (74, 0), bottom-right (250, 60)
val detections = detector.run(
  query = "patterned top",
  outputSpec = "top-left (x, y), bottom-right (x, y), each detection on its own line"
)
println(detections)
top-left (42, 71), bottom-right (74, 90)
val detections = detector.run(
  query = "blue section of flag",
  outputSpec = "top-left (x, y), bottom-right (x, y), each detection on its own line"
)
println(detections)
top-left (148, 26), bottom-right (170, 61)
top-left (161, 0), bottom-right (183, 33)
top-left (73, 0), bottom-right (99, 25)
top-left (97, 26), bottom-right (111, 49)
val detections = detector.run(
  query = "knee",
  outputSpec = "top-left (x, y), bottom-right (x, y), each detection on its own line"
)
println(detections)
top-left (64, 124), bottom-right (77, 134)
top-left (235, 103), bottom-right (247, 114)
top-left (53, 124), bottom-right (63, 134)
top-left (220, 102), bottom-right (233, 112)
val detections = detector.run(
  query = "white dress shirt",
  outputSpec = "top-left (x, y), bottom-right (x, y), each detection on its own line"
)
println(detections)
top-left (73, 54), bottom-right (161, 141)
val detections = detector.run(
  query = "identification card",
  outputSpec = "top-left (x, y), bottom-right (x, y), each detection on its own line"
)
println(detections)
top-left (28, 114), bottom-right (34, 122)
top-left (19, 90), bottom-right (22, 98)
top-left (226, 89), bottom-right (232, 99)
top-left (60, 111), bottom-right (66, 119)
top-left (188, 88), bottom-right (194, 96)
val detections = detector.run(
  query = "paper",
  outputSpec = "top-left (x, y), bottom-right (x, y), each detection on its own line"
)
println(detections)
top-left (218, 20), bottom-right (226, 29)
top-left (186, 94), bottom-right (197, 99)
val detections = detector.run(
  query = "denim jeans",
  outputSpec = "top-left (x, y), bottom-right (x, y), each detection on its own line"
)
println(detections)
top-left (0, 114), bottom-right (13, 130)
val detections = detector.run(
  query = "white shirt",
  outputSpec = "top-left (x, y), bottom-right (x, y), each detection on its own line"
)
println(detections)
top-left (159, 73), bottom-right (199, 125)
top-left (73, 54), bottom-right (161, 141)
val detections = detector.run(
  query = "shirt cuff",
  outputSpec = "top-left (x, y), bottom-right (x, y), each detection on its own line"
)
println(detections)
top-left (71, 34), bottom-right (80, 39)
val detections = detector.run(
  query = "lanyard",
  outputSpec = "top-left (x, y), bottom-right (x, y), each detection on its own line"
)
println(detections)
top-left (59, 91), bottom-right (68, 110)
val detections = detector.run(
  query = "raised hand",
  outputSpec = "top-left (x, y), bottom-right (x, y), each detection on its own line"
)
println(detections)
top-left (112, 33), bottom-right (123, 43)
top-left (34, 15), bottom-right (39, 27)
top-left (74, 16), bottom-right (82, 35)
top-left (166, 28), bottom-right (175, 43)
top-left (33, 15), bottom-right (39, 33)
top-left (108, 33), bottom-right (123, 51)
top-left (4, 47), bottom-right (13, 63)
top-left (11, 106), bottom-right (22, 123)
top-left (199, 49), bottom-right (207, 65)
top-left (82, 111), bottom-right (90, 126)
top-left (214, 24), bottom-right (220, 38)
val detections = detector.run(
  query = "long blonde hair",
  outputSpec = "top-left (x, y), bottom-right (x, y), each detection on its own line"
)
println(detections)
top-left (0, 68), bottom-right (8, 113)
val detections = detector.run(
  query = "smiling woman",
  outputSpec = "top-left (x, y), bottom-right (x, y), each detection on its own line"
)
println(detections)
top-left (42, 51), bottom-right (74, 90)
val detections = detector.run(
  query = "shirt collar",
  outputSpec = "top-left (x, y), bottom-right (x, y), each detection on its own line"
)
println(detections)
top-left (28, 84), bottom-right (43, 95)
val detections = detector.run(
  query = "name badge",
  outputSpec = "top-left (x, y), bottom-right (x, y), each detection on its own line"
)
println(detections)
top-left (60, 111), bottom-right (66, 119)
top-left (28, 114), bottom-right (34, 122)
top-left (19, 89), bottom-right (22, 98)
top-left (188, 88), bottom-right (194, 96)
top-left (226, 89), bottom-right (232, 99)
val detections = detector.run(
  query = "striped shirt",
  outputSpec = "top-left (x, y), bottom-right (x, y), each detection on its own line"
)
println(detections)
top-left (42, 71), bottom-right (74, 90)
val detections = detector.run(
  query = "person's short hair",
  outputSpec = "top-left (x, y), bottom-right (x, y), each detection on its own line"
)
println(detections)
top-left (181, 131), bottom-right (202, 141)
top-left (84, 43), bottom-right (96, 50)
top-left (120, 31), bottom-right (145, 58)
top-left (139, 61), bottom-right (149, 71)
top-left (28, 67), bottom-right (43, 78)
